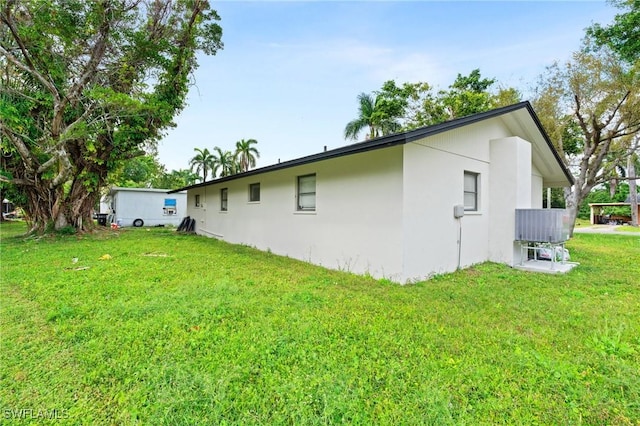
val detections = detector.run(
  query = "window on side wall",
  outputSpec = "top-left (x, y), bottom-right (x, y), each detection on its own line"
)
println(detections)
top-left (195, 194), bottom-right (201, 208)
top-left (297, 174), bottom-right (316, 211)
top-left (249, 183), bottom-right (260, 202)
top-left (220, 188), bottom-right (228, 211)
top-left (464, 171), bottom-right (479, 211)
top-left (163, 198), bottom-right (177, 215)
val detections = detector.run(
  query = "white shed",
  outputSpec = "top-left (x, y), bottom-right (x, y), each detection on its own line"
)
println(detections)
top-left (102, 187), bottom-right (187, 227)
top-left (170, 102), bottom-right (574, 282)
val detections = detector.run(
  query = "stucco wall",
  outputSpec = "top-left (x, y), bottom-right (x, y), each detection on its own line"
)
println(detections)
top-left (185, 121), bottom-right (550, 282)
top-left (531, 164), bottom-right (543, 208)
top-left (488, 137), bottom-right (532, 265)
top-left (401, 121), bottom-right (511, 281)
top-left (188, 147), bottom-right (405, 280)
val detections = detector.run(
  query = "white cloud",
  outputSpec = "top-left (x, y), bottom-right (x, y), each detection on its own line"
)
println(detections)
top-left (156, 1), bottom-right (618, 174)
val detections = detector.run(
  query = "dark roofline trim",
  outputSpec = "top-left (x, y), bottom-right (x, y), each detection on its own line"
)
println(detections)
top-left (169, 101), bottom-right (573, 193)
top-left (523, 103), bottom-right (575, 185)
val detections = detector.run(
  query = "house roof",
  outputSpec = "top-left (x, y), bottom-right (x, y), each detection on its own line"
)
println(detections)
top-left (589, 202), bottom-right (634, 207)
top-left (589, 193), bottom-right (640, 207)
top-left (111, 187), bottom-right (186, 195)
top-left (168, 101), bottom-right (574, 194)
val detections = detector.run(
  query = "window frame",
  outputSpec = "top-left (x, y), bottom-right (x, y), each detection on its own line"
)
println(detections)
top-left (194, 194), bottom-right (201, 208)
top-left (463, 171), bottom-right (479, 212)
top-left (163, 198), bottom-right (177, 216)
top-left (296, 174), bottom-right (316, 212)
top-left (220, 188), bottom-right (228, 211)
top-left (249, 183), bottom-right (261, 203)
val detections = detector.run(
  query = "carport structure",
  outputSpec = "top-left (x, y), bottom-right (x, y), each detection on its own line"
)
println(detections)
top-left (589, 201), bottom-right (639, 225)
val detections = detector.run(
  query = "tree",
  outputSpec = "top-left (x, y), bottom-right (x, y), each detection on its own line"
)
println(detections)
top-left (0, 0), bottom-right (223, 233)
top-left (212, 146), bottom-right (236, 177)
top-left (373, 70), bottom-right (521, 130)
top-left (586, 0), bottom-right (640, 64)
top-left (108, 155), bottom-right (164, 188)
top-left (234, 138), bottom-right (259, 173)
top-left (189, 147), bottom-right (216, 182)
top-left (343, 92), bottom-right (401, 141)
top-left (152, 168), bottom-right (198, 189)
top-left (441, 69), bottom-right (496, 119)
top-left (533, 48), bottom-right (640, 233)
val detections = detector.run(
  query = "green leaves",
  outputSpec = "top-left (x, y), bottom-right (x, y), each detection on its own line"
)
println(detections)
top-left (354, 70), bottom-right (521, 134)
top-left (189, 147), bottom-right (216, 182)
top-left (533, 44), bottom-right (640, 231)
top-left (1, 0), bottom-right (223, 232)
top-left (343, 92), bottom-right (402, 141)
top-left (586, 0), bottom-right (640, 64)
top-left (234, 138), bottom-right (260, 173)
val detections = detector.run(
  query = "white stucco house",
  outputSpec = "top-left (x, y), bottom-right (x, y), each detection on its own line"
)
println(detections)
top-left (170, 102), bottom-right (574, 282)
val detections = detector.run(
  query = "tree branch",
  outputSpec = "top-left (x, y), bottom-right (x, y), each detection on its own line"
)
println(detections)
top-left (0, 174), bottom-right (34, 186)
top-left (1, 3), bottom-right (38, 74)
top-left (65, 3), bottom-right (113, 107)
top-left (56, 104), bottom-right (96, 146)
top-left (0, 45), bottom-right (61, 105)
top-left (601, 91), bottom-right (629, 129)
top-left (50, 149), bottom-right (73, 188)
top-left (0, 119), bottom-right (36, 171)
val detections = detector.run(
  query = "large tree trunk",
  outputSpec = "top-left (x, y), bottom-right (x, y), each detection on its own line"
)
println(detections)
top-left (565, 179), bottom-right (596, 237)
top-left (565, 187), bottom-right (580, 237)
top-left (21, 186), bottom-right (98, 233)
top-left (17, 167), bottom-right (102, 234)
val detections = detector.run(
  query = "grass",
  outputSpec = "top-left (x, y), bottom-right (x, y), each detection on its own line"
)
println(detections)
top-left (616, 225), bottom-right (640, 233)
top-left (574, 217), bottom-right (591, 227)
top-left (575, 217), bottom-right (640, 232)
top-left (1, 221), bottom-right (639, 425)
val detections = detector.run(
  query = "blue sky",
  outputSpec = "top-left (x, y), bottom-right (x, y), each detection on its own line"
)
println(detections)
top-left (157, 1), bottom-right (616, 173)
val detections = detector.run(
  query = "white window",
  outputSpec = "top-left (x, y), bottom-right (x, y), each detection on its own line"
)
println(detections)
top-left (195, 194), bottom-right (201, 208)
top-left (220, 188), bottom-right (228, 211)
top-left (464, 171), bottom-right (479, 211)
top-left (297, 174), bottom-right (316, 211)
top-left (249, 183), bottom-right (260, 202)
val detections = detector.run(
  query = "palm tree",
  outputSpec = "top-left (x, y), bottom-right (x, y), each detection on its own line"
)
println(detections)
top-left (234, 139), bottom-right (260, 173)
top-left (344, 92), bottom-right (401, 141)
top-left (189, 148), bottom-right (215, 182)
top-left (213, 146), bottom-right (236, 177)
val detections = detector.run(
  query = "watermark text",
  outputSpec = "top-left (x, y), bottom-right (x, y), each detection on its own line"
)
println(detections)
top-left (3, 408), bottom-right (69, 420)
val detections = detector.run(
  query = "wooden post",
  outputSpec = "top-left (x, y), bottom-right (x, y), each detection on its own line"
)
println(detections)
top-left (629, 156), bottom-right (638, 227)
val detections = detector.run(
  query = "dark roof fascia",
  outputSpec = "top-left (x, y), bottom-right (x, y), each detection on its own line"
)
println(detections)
top-left (523, 103), bottom-right (575, 185)
top-left (402, 101), bottom-right (574, 186)
top-left (169, 101), bottom-right (573, 193)
top-left (168, 133), bottom-right (407, 193)
top-left (402, 101), bottom-right (530, 143)
top-left (404, 102), bottom-right (573, 185)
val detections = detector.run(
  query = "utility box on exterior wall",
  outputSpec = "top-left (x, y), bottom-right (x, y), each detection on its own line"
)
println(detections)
top-left (515, 209), bottom-right (571, 243)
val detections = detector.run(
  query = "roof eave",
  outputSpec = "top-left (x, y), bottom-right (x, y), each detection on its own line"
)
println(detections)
top-left (524, 103), bottom-right (575, 186)
top-left (168, 101), bottom-right (574, 193)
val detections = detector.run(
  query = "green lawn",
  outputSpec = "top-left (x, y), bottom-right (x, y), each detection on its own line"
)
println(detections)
top-left (1, 221), bottom-right (639, 425)
top-left (616, 225), bottom-right (640, 233)
top-left (574, 217), bottom-right (591, 228)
